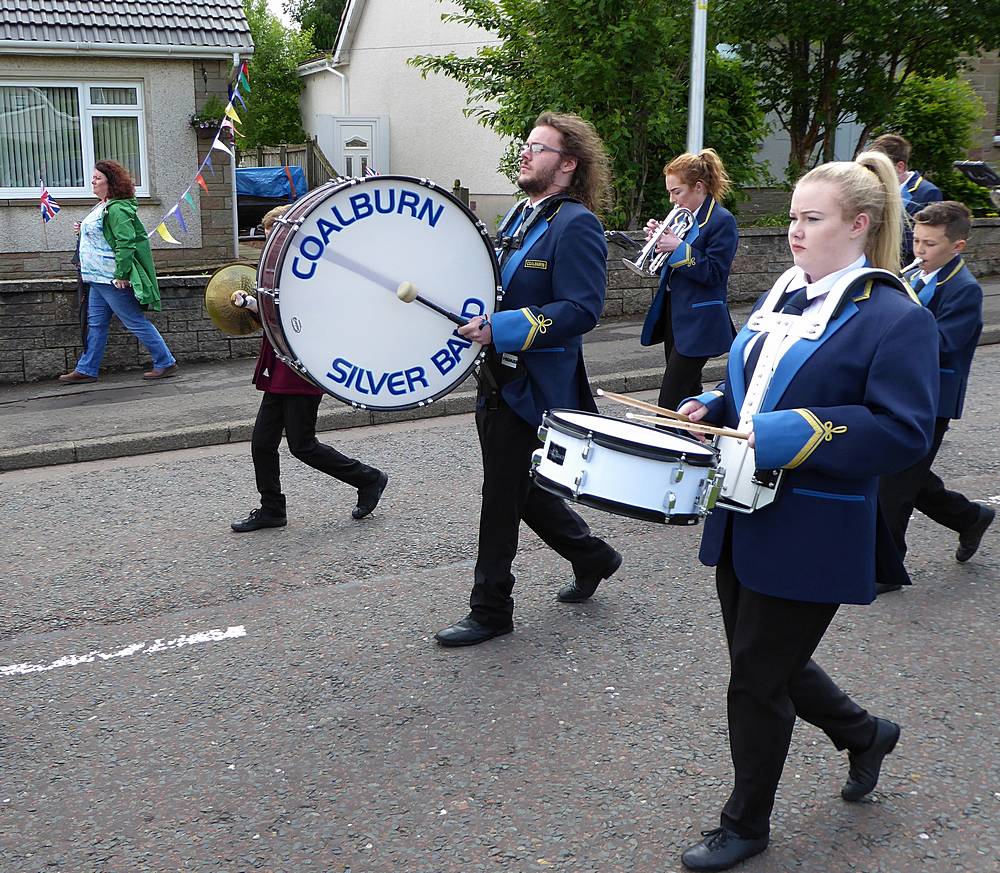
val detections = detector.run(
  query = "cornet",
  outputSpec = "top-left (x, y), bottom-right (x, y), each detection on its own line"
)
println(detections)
top-left (622, 206), bottom-right (697, 277)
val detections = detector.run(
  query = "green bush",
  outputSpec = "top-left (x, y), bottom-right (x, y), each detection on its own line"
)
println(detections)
top-left (937, 170), bottom-right (998, 216)
top-left (873, 74), bottom-right (985, 183)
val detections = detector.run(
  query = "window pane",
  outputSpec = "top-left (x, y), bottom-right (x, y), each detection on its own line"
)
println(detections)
top-left (345, 156), bottom-right (353, 176)
top-left (90, 87), bottom-right (138, 106)
top-left (92, 115), bottom-right (141, 185)
top-left (0, 85), bottom-right (83, 188)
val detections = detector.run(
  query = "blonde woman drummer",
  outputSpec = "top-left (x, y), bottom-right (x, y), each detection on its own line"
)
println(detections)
top-left (229, 205), bottom-right (388, 532)
top-left (673, 152), bottom-right (938, 871)
top-left (640, 149), bottom-right (738, 411)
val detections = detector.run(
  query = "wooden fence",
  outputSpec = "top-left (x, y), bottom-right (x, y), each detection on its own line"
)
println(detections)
top-left (236, 138), bottom-right (340, 189)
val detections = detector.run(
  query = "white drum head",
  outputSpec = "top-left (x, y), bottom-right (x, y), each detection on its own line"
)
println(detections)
top-left (551, 410), bottom-right (717, 459)
top-left (266, 176), bottom-right (500, 410)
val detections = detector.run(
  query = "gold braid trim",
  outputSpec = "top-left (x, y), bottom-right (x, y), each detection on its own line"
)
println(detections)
top-left (520, 307), bottom-right (553, 350)
top-left (785, 409), bottom-right (848, 469)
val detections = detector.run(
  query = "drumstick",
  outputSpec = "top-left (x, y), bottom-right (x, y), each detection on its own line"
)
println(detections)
top-left (322, 248), bottom-right (470, 326)
top-left (596, 388), bottom-right (691, 423)
top-left (396, 282), bottom-right (469, 327)
top-left (625, 412), bottom-right (750, 441)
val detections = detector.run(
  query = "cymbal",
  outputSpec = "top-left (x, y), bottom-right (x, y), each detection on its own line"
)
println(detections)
top-left (204, 264), bottom-right (260, 336)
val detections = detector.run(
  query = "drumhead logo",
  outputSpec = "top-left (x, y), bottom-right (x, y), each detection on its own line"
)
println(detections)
top-left (291, 317), bottom-right (302, 333)
top-left (291, 188), bottom-right (445, 281)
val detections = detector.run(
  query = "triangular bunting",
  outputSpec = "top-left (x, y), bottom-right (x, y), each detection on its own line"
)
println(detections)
top-left (238, 73), bottom-right (250, 94)
top-left (211, 138), bottom-right (234, 159)
top-left (228, 85), bottom-right (246, 110)
top-left (154, 222), bottom-right (181, 244)
top-left (195, 173), bottom-right (209, 193)
top-left (224, 104), bottom-right (242, 124)
top-left (205, 154), bottom-right (215, 175)
top-left (182, 190), bottom-right (197, 210)
top-left (170, 204), bottom-right (188, 233)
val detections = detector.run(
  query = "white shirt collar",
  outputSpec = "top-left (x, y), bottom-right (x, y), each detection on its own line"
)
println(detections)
top-left (527, 193), bottom-right (558, 209)
top-left (919, 266), bottom-right (942, 282)
top-left (800, 254), bottom-right (867, 300)
top-left (900, 170), bottom-right (917, 190)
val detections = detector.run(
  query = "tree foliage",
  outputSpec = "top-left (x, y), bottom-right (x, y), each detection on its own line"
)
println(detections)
top-left (716, 0), bottom-right (1000, 178)
top-left (409, 0), bottom-right (768, 228)
top-left (241, 0), bottom-right (315, 148)
top-left (874, 75), bottom-right (993, 210)
top-left (285, 0), bottom-right (347, 52)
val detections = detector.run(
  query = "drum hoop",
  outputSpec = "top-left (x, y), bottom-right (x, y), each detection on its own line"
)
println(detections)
top-left (545, 409), bottom-right (718, 466)
top-left (256, 176), bottom-right (503, 410)
top-left (533, 471), bottom-right (701, 526)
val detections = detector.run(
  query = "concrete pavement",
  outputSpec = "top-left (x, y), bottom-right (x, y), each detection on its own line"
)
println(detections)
top-left (2, 281), bottom-right (998, 471)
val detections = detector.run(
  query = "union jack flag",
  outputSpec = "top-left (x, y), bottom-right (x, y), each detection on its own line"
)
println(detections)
top-left (40, 181), bottom-right (60, 223)
top-left (364, 165), bottom-right (380, 177)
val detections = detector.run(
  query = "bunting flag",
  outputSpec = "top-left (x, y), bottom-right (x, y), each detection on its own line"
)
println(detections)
top-left (154, 222), bottom-right (181, 244)
top-left (364, 165), bottom-right (380, 177)
top-left (40, 180), bottom-right (60, 222)
top-left (228, 83), bottom-right (246, 111)
top-left (146, 62), bottom-right (249, 242)
top-left (170, 204), bottom-right (188, 233)
top-left (211, 138), bottom-right (234, 159)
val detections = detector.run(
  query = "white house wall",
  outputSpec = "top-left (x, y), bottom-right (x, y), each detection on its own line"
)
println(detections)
top-left (302, 0), bottom-right (516, 228)
top-left (0, 55), bottom-right (202, 254)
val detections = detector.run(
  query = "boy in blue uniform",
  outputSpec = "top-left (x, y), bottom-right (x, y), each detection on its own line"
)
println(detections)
top-left (434, 113), bottom-right (621, 648)
top-left (878, 201), bottom-right (993, 590)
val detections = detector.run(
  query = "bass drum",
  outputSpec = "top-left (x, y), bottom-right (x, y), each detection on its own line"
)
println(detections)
top-left (257, 175), bottom-right (501, 411)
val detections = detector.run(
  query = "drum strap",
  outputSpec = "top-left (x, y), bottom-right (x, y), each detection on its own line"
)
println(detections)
top-left (496, 194), bottom-right (577, 271)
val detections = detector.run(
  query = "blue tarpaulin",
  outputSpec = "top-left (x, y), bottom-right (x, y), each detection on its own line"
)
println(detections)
top-left (236, 166), bottom-right (308, 199)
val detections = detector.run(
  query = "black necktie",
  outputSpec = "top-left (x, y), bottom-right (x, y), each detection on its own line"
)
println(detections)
top-left (910, 276), bottom-right (926, 297)
top-left (521, 205), bottom-right (533, 225)
top-left (780, 286), bottom-right (810, 315)
top-left (743, 287), bottom-right (808, 384)
top-left (743, 335), bottom-right (764, 385)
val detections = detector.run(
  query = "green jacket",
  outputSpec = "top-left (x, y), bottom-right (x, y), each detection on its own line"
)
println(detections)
top-left (102, 198), bottom-right (161, 311)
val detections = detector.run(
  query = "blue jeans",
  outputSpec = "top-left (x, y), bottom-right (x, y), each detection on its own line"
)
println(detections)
top-left (75, 282), bottom-right (176, 377)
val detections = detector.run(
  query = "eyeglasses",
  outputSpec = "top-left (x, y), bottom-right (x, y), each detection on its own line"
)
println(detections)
top-left (519, 142), bottom-right (565, 156)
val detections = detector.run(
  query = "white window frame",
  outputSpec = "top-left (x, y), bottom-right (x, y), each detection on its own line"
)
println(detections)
top-left (0, 79), bottom-right (149, 199)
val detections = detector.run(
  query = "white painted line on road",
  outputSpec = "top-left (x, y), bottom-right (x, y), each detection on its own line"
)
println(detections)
top-left (1, 625), bottom-right (247, 677)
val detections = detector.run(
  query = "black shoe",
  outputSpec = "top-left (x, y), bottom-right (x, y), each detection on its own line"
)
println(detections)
top-left (557, 548), bottom-right (622, 603)
top-left (681, 828), bottom-right (769, 871)
top-left (841, 717), bottom-right (900, 802)
top-left (434, 617), bottom-right (513, 648)
top-left (230, 508), bottom-right (287, 533)
top-left (353, 471), bottom-right (388, 519)
top-left (956, 504), bottom-right (994, 563)
top-left (875, 582), bottom-right (902, 596)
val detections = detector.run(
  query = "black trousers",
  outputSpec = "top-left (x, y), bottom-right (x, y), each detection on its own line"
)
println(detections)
top-left (658, 296), bottom-right (709, 411)
top-left (469, 398), bottom-right (615, 628)
top-left (251, 392), bottom-right (378, 516)
top-left (715, 526), bottom-right (876, 838)
top-left (879, 417), bottom-right (980, 559)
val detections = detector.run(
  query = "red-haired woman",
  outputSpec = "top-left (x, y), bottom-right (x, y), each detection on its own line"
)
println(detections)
top-left (640, 149), bottom-right (738, 410)
top-left (59, 160), bottom-right (177, 383)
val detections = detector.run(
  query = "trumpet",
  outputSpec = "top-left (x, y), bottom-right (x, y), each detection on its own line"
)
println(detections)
top-left (901, 256), bottom-right (923, 274)
top-left (622, 206), bottom-right (696, 277)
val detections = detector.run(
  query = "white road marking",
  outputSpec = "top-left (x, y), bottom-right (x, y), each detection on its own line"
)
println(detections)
top-left (1, 625), bottom-right (247, 677)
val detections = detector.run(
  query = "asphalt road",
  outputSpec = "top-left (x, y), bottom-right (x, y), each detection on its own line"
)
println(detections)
top-left (1, 347), bottom-right (998, 873)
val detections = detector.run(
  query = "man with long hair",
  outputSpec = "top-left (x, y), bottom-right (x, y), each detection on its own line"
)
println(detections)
top-left (435, 112), bottom-right (621, 647)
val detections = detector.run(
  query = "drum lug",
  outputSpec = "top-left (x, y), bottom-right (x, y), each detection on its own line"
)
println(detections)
top-left (573, 471), bottom-right (586, 497)
top-left (698, 467), bottom-right (725, 515)
top-left (672, 467), bottom-right (684, 483)
top-left (581, 434), bottom-right (594, 460)
top-left (537, 425), bottom-right (548, 444)
top-left (665, 491), bottom-right (677, 512)
top-left (530, 449), bottom-right (543, 470)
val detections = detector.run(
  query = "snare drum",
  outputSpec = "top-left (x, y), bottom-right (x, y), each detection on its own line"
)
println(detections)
top-left (531, 410), bottom-right (723, 525)
top-left (256, 176), bottom-right (502, 411)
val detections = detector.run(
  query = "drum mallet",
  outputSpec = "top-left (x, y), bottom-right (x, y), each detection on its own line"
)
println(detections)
top-left (396, 281), bottom-right (471, 327)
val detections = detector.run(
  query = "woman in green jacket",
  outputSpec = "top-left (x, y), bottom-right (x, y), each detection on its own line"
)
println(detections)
top-left (59, 160), bottom-right (178, 384)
